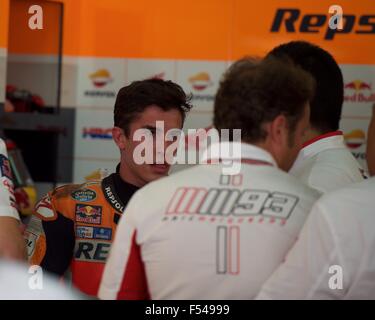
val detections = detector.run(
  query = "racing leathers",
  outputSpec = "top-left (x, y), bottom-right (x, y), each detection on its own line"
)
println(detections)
top-left (24, 169), bottom-right (139, 296)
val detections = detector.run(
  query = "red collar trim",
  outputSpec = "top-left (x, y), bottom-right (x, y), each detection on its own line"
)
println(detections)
top-left (302, 131), bottom-right (343, 148)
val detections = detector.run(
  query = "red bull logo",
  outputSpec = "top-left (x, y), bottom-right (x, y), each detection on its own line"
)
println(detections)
top-left (77, 205), bottom-right (100, 216)
top-left (344, 80), bottom-right (375, 103)
top-left (345, 80), bottom-right (372, 91)
top-left (75, 204), bottom-right (102, 225)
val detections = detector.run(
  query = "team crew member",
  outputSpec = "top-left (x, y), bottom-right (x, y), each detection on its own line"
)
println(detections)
top-left (99, 58), bottom-right (320, 300)
top-left (25, 79), bottom-right (192, 296)
top-left (267, 41), bottom-right (365, 193)
top-left (256, 177), bottom-right (375, 299)
top-left (0, 138), bottom-right (26, 260)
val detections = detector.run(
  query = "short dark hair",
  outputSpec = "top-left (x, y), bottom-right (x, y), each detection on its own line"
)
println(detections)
top-left (114, 79), bottom-right (192, 135)
top-left (267, 41), bottom-right (343, 133)
top-left (214, 57), bottom-right (315, 144)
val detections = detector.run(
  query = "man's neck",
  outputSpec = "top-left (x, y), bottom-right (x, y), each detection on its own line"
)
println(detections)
top-left (304, 129), bottom-right (323, 142)
top-left (118, 162), bottom-right (145, 188)
top-left (303, 128), bottom-right (324, 144)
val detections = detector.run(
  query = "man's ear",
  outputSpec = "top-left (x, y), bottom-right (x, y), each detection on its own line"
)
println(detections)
top-left (112, 127), bottom-right (127, 150)
top-left (268, 114), bottom-right (288, 144)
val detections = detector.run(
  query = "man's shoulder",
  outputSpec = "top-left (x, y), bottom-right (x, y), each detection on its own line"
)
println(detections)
top-left (319, 177), bottom-right (375, 207)
top-left (268, 167), bottom-right (320, 200)
top-left (137, 165), bottom-right (319, 202)
top-left (145, 166), bottom-right (205, 189)
top-left (34, 181), bottom-right (104, 221)
top-left (51, 181), bottom-right (103, 203)
top-left (293, 147), bottom-right (364, 190)
top-left (316, 146), bottom-right (360, 166)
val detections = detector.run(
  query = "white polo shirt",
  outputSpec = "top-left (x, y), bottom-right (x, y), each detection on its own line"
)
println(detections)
top-left (0, 138), bottom-right (19, 220)
top-left (99, 142), bottom-right (319, 300)
top-left (256, 177), bottom-right (375, 300)
top-left (290, 131), bottom-right (365, 194)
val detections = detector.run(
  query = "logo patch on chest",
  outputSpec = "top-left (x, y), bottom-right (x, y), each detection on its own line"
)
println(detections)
top-left (71, 189), bottom-right (97, 202)
top-left (76, 226), bottom-right (112, 241)
top-left (75, 204), bottom-right (102, 225)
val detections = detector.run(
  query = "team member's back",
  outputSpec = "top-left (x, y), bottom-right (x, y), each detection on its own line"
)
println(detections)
top-left (257, 177), bottom-right (375, 299)
top-left (268, 41), bottom-right (365, 193)
top-left (290, 132), bottom-right (365, 193)
top-left (100, 143), bottom-right (319, 299)
top-left (257, 105), bottom-right (375, 300)
top-left (99, 57), bottom-right (320, 299)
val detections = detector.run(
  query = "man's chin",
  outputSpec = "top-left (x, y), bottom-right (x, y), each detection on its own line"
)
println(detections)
top-left (147, 164), bottom-right (170, 178)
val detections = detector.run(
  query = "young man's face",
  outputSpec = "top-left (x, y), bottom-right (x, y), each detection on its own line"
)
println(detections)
top-left (120, 105), bottom-right (183, 187)
top-left (278, 103), bottom-right (310, 171)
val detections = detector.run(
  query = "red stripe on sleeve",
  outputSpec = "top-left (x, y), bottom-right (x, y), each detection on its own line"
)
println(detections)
top-left (116, 231), bottom-right (150, 300)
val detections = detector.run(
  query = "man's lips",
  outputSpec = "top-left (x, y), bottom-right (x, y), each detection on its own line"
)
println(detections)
top-left (149, 164), bottom-right (170, 174)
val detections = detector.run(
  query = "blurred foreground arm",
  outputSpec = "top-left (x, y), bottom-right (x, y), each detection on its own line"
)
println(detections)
top-left (0, 216), bottom-right (26, 260)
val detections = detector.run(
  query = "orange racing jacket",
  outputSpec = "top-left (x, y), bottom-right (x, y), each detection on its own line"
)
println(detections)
top-left (24, 171), bottom-right (139, 296)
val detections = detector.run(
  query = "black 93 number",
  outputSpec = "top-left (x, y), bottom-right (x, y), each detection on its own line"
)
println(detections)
top-left (189, 305), bottom-right (230, 315)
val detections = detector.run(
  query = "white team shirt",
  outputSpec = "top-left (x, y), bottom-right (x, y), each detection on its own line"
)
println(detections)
top-left (290, 131), bottom-right (365, 194)
top-left (256, 177), bottom-right (375, 300)
top-left (0, 260), bottom-right (82, 299)
top-left (99, 142), bottom-right (320, 300)
top-left (0, 138), bottom-right (19, 219)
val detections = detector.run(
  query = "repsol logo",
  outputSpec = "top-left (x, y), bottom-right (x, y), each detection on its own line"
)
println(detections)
top-left (104, 186), bottom-right (125, 212)
top-left (271, 8), bottom-right (375, 40)
top-left (74, 240), bottom-right (111, 262)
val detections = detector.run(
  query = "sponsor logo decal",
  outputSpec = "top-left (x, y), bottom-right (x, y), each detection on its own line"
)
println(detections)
top-left (104, 186), bottom-right (125, 212)
top-left (271, 8), bottom-right (375, 40)
top-left (74, 240), bottom-right (111, 262)
top-left (189, 72), bottom-right (213, 91)
top-left (344, 129), bottom-right (366, 149)
top-left (84, 69), bottom-right (116, 98)
top-left (82, 127), bottom-right (112, 140)
top-left (344, 129), bottom-right (367, 161)
top-left (75, 204), bottom-right (102, 225)
top-left (71, 189), bottom-right (97, 202)
top-left (76, 226), bottom-right (112, 241)
top-left (35, 195), bottom-right (55, 219)
top-left (164, 186), bottom-right (299, 225)
top-left (188, 72), bottom-right (215, 103)
top-left (344, 80), bottom-right (375, 103)
top-left (89, 69), bottom-right (112, 88)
